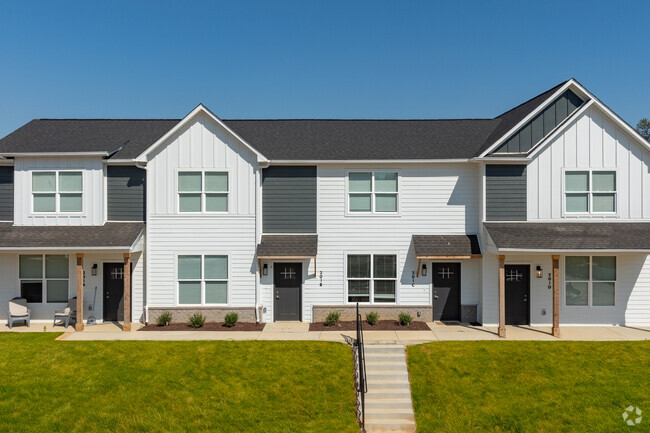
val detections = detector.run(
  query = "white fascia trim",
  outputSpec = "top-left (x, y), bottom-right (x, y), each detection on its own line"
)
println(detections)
top-left (0, 246), bottom-right (131, 251)
top-left (129, 229), bottom-right (145, 253)
top-left (269, 159), bottom-right (471, 164)
top-left (134, 104), bottom-right (269, 164)
top-left (477, 80), bottom-right (575, 158)
top-left (1, 151), bottom-right (109, 157)
top-left (497, 248), bottom-right (650, 253)
top-left (102, 159), bottom-right (138, 165)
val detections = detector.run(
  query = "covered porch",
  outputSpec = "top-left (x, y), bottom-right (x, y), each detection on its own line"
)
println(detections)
top-left (484, 222), bottom-right (650, 338)
top-left (0, 222), bottom-right (144, 332)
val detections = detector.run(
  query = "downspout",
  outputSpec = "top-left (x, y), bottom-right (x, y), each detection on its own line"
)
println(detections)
top-left (136, 161), bottom-right (149, 324)
top-left (255, 161), bottom-right (269, 322)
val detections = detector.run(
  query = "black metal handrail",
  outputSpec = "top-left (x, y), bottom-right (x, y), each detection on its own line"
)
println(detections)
top-left (355, 302), bottom-right (367, 431)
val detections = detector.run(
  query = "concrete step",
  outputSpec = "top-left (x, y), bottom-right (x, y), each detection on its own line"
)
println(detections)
top-left (367, 409), bottom-right (415, 421)
top-left (365, 419), bottom-right (416, 432)
top-left (365, 354), bottom-right (406, 363)
top-left (367, 372), bottom-right (409, 381)
top-left (365, 399), bottom-right (413, 410)
top-left (366, 361), bottom-right (407, 368)
top-left (365, 390), bottom-right (412, 399)
top-left (366, 380), bottom-right (412, 391)
top-left (365, 345), bottom-right (406, 353)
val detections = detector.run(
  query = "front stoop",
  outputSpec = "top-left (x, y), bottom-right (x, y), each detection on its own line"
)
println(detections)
top-left (363, 344), bottom-right (416, 433)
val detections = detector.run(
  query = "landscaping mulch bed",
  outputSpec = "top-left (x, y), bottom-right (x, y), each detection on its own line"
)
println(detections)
top-left (139, 322), bottom-right (265, 331)
top-left (309, 320), bottom-right (430, 331)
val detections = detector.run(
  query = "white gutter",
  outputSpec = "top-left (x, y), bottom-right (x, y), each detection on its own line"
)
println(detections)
top-left (268, 159), bottom-right (471, 164)
top-left (0, 151), bottom-right (109, 157)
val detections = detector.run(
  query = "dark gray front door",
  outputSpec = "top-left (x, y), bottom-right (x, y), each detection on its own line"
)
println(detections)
top-left (103, 263), bottom-right (124, 322)
top-left (274, 263), bottom-right (302, 321)
top-left (432, 263), bottom-right (461, 321)
top-left (505, 265), bottom-right (530, 325)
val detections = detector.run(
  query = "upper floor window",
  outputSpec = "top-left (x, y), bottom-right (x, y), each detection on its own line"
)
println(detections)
top-left (19, 254), bottom-right (69, 303)
top-left (348, 171), bottom-right (398, 213)
top-left (347, 254), bottom-right (397, 303)
top-left (565, 171), bottom-right (616, 214)
top-left (177, 254), bottom-right (228, 305)
top-left (178, 171), bottom-right (228, 213)
top-left (32, 171), bottom-right (82, 213)
top-left (565, 256), bottom-right (616, 307)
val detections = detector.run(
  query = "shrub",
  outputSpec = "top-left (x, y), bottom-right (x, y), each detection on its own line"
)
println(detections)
top-left (156, 311), bottom-right (173, 326)
top-left (366, 312), bottom-right (379, 326)
top-left (224, 312), bottom-right (239, 328)
top-left (324, 311), bottom-right (341, 327)
top-left (189, 313), bottom-right (206, 328)
top-left (398, 312), bottom-right (413, 326)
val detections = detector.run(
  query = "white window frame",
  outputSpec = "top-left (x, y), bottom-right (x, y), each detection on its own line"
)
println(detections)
top-left (345, 252), bottom-right (398, 304)
top-left (175, 254), bottom-right (229, 306)
top-left (562, 169), bottom-right (617, 216)
top-left (564, 255), bottom-right (616, 308)
top-left (346, 170), bottom-right (400, 215)
top-left (31, 170), bottom-right (83, 214)
top-left (177, 169), bottom-right (230, 214)
top-left (18, 254), bottom-right (70, 304)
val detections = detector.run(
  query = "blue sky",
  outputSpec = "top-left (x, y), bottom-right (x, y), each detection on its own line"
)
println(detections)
top-left (1, 0), bottom-right (648, 138)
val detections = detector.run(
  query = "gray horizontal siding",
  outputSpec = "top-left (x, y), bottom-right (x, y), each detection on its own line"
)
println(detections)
top-left (263, 166), bottom-right (317, 233)
top-left (0, 166), bottom-right (13, 221)
top-left (486, 164), bottom-right (527, 221)
top-left (107, 165), bottom-right (146, 221)
top-left (496, 89), bottom-right (584, 153)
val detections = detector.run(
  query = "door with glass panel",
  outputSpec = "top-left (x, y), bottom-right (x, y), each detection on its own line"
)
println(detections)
top-left (432, 263), bottom-right (461, 322)
top-left (274, 263), bottom-right (302, 321)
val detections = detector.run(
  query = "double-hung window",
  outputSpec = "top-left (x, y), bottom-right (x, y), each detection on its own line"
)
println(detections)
top-left (347, 254), bottom-right (397, 303)
top-left (177, 255), bottom-right (228, 305)
top-left (178, 171), bottom-right (228, 213)
top-left (565, 170), bottom-right (616, 214)
top-left (32, 171), bottom-right (83, 213)
top-left (19, 254), bottom-right (69, 303)
top-left (348, 172), bottom-right (398, 213)
top-left (565, 256), bottom-right (616, 307)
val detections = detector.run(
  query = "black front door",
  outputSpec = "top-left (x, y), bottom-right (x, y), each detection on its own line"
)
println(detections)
top-left (505, 265), bottom-right (530, 325)
top-left (103, 263), bottom-right (124, 322)
top-left (274, 263), bottom-right (302, 321)
top-left (432, 263), bottom-right (461, 321)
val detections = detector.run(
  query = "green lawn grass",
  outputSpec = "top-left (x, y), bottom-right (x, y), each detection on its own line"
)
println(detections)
top-left (408, 341), bottom-right (650, 433)
top-left (0, 334), bottom-right (358, 433)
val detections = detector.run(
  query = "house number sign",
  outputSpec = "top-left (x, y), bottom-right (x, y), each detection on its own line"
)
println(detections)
top-left (548, 272), bottom-right (552, 290)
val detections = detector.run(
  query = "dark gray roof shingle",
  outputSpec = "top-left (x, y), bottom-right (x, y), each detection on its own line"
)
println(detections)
top-left (484, 222), bottom-right (650, 250)
top-left (0, 222), bottom-right (144, 248)
top-left (0, 119), bottom-right (179, 159)
top-left (257, 235), bottom-right (318, 257)
top-left (412, 235), bottom-right (482, 257)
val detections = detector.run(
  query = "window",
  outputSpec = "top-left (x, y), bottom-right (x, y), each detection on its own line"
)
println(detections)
top-left (347, 254), bottom-right (397, 303)
top-left (178, 171), bottom-right (228, 213)
top-left (565, 171), bottom-right (616, 214)
top-left (565, 256), bottom-right (616, 307)
top-left (32, 171), bottom-right (83, 213)
top-left (348, 172), bottom-right (398, 213)
top-left (177, 255), bottom-right (228, 304)
top-left (19, 254), bottom-right (69, 303)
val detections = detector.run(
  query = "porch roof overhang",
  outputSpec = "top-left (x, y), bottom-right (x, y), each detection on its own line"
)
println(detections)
top-left (256, 235), bottom-right (318, 259)
top-left (412, 234), bottom-right (482, 259)
top-left (484, 222), bottom-right (650, 252)
top-left (0, 222), bottom-right (145, 251)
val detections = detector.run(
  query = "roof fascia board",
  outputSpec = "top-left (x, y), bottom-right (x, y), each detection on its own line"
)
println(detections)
top-left (477, 81), bottom-right (575, 158)
top-left (134, 104), bottom-right (268, 163)
top-left (268, 159), bottom-right (471, 164)
top-left (0, 246), bottom-right (132, 251)
top-left (1, 152), bottom-right (109, 157)
top-left (497, 248), bottom-right (650, 253)
top-left (102, 159), bottom-right (139, 165)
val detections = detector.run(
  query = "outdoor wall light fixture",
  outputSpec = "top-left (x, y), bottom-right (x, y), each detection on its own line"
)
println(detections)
top-left (91, 264), bottom-right (98, 276)
top-left (262, 263), bottom-right (268, 276)
top-left (536, 265), bottom-right (543, 278)
top-left (421, 264), bottom-right (427, 277)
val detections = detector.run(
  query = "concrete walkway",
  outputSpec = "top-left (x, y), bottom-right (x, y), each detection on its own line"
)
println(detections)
top-left (52, 322), bottom-right (650, 343)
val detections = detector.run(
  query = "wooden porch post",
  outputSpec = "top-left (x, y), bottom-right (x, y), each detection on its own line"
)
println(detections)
top-left (75, 253), bottom-right (84, 331)
top-left (123, 253), bottom-right (131, 332)
top-left (552, 255), bottom-right (560, 338)
top-left (498, 254), bottom-right (506, 338)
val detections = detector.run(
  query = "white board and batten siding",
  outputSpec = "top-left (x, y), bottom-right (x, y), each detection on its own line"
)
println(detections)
top-left (146, 112), bottom-right (258, 309)
top-left (13, 156), bottom-right (104, 226)
top-left (260, 163), bottom-right (481, 323)
top-left (528, 105), bottom-right (650, 220)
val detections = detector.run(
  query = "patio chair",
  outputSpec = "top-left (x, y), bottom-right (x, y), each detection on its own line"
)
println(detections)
top-left (8, 297), bottom-right (31, 329)
top-left (53, 297), bottom-right (77, 329)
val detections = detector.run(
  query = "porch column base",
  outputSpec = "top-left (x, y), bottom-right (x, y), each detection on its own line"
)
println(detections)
top-left (552, 327), bottom-right (560, 338)
top-left (123, 322), bottom-right (132, 332)
top-left (498, 326), bottom-right (506, 338)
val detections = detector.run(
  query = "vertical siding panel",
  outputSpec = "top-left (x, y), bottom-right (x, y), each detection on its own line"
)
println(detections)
top-left (629, 139), bottom-right (643, 218)
top-left (589, 109), bottom-right (603, 167)
top-left (550, 136), bottom-right (563, 218)
top-left (576, 110), bottom-right (590, 168)
top-left (527, 158), bottom-right (538, 219)
top-left (564, 121), bottom-right (577, 168)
